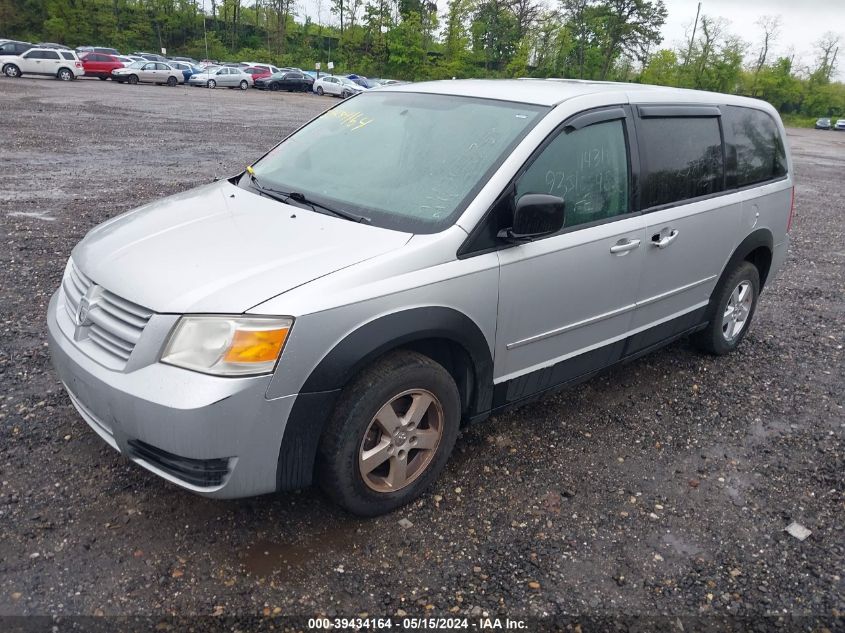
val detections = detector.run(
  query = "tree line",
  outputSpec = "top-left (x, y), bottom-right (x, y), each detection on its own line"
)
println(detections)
top-left (1, 0), bottom-right (843, 119)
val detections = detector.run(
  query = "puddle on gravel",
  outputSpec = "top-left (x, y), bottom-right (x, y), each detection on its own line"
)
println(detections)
top-left (662, 532), bottom-right (704, 558)
top-left (243, 523), bottom-right (362, 578)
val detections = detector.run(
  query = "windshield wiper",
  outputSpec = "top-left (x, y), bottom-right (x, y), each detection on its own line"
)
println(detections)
top-left (287, 191), bottom-right (370, 224)
top-left (247, 171), bottom-right (294, 203)
top-left (246, 171), bottom-right (370, 224)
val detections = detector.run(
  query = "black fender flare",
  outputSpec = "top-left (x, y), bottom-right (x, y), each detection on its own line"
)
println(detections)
top-left (718, 228), bottom-right (774, 291)
top-left (276, 307), bottom-right (494, 490)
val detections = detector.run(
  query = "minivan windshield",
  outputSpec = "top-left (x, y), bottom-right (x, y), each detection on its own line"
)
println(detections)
top-left (246, 92), bottom-right (546, 233)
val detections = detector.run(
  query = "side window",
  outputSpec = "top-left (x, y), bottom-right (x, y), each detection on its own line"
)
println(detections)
top-left (23, 50), bottom-right (41, 59)
top-left (143, 63), bottom-right (155, 70)
top-left (516, 119), bottom-right (630, 228)
top-left (43, 50), bottom-right (60, 60)
top-left (639, 116), bottom-right (724, 208)
top-left (157, 63), bottom-right (169, 70)
top-left (60, 52), bottom-right (75, 60)
top-left (725, 106), bottom-right (787, 187)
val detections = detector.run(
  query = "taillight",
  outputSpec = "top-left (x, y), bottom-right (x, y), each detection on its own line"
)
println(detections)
top-left (786, 186), bottom-right (795, 233)
top-left (75, 61), bottom-right (82, 68)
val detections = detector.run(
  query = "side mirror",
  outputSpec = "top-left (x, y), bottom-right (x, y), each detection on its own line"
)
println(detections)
top-left (499, 194), bottom-right (565, 242)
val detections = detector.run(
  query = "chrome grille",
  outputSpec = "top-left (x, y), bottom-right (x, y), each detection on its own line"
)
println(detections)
top-left (62, 259), bottom-right (153, 365)
top-left (62, 259), bottom-right (93, 322)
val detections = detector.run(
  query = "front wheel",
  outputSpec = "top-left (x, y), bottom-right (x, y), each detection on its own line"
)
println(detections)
top-left (316, 86), bottom-right (324, 96)
top-left (269, 82), bottom-right (279, 92)
top-left (207, 79), bottom-right (216, 89)
top-left (167, 76), bottom-right (177, 86)
top-left (4, 64), bottom-right (20, 78)
top-left (316, 351), bottom-right (461, 516)
top-left (128, 74), bottom-right (139, 85)
top-left (692, 261), bottom-right (760, 355)
top-left (98, 76), bottom-right (108, 81)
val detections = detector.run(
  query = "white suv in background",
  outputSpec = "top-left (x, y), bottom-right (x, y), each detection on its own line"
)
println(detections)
top-left (2, 47), bottom-right (83, 80)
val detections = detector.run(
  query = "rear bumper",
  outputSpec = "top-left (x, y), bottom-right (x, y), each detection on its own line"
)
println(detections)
top-left (47, 290), bottom-right (294, 498)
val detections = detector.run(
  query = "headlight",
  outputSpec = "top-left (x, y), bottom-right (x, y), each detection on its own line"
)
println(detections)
top-left (161, 316), bottom-right (293, 376)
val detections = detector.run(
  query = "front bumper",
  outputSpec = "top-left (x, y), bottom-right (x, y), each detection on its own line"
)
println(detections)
top-left (47, 290), bottom-right (295, 498)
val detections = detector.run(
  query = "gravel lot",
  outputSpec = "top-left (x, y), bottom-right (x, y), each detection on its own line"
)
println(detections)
top-left (0, 78), bottom-right (842, 625)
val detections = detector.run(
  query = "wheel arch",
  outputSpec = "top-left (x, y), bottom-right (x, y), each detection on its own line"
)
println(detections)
top-left (721, 228), bottom-right (774, 290)
top-left (275, 306), bottom-right (494, 490)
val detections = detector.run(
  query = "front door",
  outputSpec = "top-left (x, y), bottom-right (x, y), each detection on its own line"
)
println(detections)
top-left (139, 62), bottom-right (157, 82)
top-left (495, 111), bottom-right (645, 399)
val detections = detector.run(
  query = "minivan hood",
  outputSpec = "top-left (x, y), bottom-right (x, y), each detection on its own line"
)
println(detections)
top-left (72, 180), bottom-right (412, 313)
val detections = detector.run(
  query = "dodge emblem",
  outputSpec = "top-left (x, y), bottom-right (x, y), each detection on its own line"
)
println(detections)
top-left (76, 294), bottom-right (93, 326)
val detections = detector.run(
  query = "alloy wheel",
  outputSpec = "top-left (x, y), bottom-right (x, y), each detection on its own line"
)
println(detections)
top-left (722, 280), bottom-right (753, 341)
top-left (358, 389), bottom-right (444, 493)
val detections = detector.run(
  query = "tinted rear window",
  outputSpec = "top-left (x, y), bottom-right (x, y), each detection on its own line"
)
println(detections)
top-left (639, 116), bottom-right (724, 208)
top-left (60, 51), bottom-right (75, 60)
top-left (725, 106), bottom-right (787, 187)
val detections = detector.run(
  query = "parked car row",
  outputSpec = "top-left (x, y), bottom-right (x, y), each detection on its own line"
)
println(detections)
top-left (815, 117), bottom-right (845, 130)
top-left (0, 38), bottom-right (405, 96)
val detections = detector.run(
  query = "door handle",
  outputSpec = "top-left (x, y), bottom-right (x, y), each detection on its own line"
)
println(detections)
top-left (610, 238), bottom-right (641, 255)
top-left (651, 229), bottom-right (679, 249)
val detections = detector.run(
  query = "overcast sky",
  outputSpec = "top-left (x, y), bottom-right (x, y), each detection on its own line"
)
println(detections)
top-left (294, 0), bottom-right (843, 77)
top-left (661, 0), bottom-right (842, 77)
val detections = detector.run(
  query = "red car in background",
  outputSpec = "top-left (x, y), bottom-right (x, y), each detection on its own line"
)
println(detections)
top-left (80, 52), bottom-right (124, 79)
top-left (243, 64), bottom-right (279, 83)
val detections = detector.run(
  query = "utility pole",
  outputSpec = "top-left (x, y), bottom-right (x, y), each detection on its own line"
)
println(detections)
top-left (684, 2), bottom-right (701, 67)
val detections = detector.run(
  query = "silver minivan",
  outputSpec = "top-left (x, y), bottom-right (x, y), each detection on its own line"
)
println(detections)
top-left (48, 80), bottom-right (793, 516)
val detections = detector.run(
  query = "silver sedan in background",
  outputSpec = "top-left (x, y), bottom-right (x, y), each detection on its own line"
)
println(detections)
top-left (188, 66), bottom-right (252, 89)
top-left (111, 61), bottom-right (183, 86)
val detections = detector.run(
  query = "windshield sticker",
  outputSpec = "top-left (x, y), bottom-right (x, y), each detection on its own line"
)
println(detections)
top-left (326, 109), bottom-right (374, 131)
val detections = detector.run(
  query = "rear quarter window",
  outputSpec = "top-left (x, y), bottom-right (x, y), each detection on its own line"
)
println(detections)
top-left (725, 105), bottom-right (787, 187)
top-left (60, 51), bottom-right (75, 60)
top-left (639, 115), bottom-right (724, 209)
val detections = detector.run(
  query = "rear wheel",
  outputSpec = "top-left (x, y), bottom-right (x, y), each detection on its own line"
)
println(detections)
top-left (128, 74), bottom-right (139, 85)
top-left (692, 261), bottom-right (760, 355)
top-left (57, 67), bottom-right (73, 81)
top-left (207, 79), bottom-right (216, 89)
top-left (4, 64), bottom-right (20, 78)
top-left (239, 79), bottom-right (248, 90)
top-left (98, 76), bottom-right (108, 81)
top-left (166, 76), bottom-right (177, 86)
top-left (316, 351), bottom-right (461, 516)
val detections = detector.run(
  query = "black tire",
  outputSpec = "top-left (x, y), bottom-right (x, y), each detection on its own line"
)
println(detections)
top-left (692, 261), bottom-right (760, 355)
top-left (4, 64), bottom-right (21, 78)
top-left (239, 80), bottom-right (248, 90)
top-left (316, 351), bottom-right (461, 516)
top-left (57, 67), bottom-right (73, 81)
top-left (128, 74), bottom-right (138, 85)
top-left (98, 76), bottom-right (108, 81)
top-left (167, 76), bottom-right (177, 86)
top-left (316, 86), bottom-right (324, 96)
top-left (207, 79), bottom-right (216, 89)
top-left (269, 82), bottom-right (279, 92)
